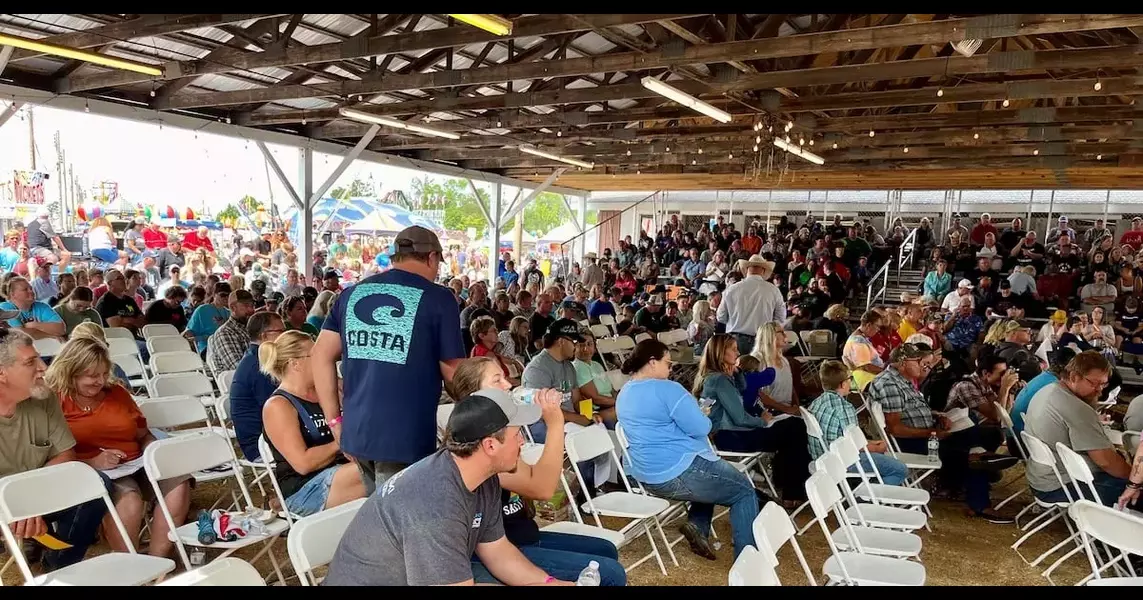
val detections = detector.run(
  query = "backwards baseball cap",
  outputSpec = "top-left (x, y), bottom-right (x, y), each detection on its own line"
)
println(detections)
top-left (448, 389), bottom-right (539, 444)
top-left (392, 225), bottom-right (443, 255)
top-left (545, 318), bottom-right (584, 343)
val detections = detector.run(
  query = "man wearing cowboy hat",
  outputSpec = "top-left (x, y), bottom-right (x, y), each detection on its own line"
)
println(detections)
top-left (580, 251), bottom-right (606, 290)
top-left (717, 254), bottom-right (785, 354)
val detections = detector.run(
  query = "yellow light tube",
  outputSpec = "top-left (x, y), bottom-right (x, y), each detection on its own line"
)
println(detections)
top-left (0, 32), bottom-right (164, 76)
top-left (448, 14), bottom-right (513, 36)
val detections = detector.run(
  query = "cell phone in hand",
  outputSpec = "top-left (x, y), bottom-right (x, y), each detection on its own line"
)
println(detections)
top-left (699, 397), bottom-right (716, 411)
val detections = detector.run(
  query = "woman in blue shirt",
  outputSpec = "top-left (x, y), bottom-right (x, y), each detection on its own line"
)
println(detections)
top-left (922, 258), bottom-right (952, 302)
top-left (616, 339), bottom-right (759, 561)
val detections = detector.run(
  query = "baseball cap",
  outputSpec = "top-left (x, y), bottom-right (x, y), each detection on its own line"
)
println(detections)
top-left (448, 389), bottom-right (539, 444)
top-left (133, 216), bottom-right (146, 225)
top-left (648, 295), bottom-right (664, 306)
top-left (890, 342), bottom-right (933, 362)
top-left (229, 289), bottom-right (254, 306)
top-left (267, 291), bottom-right (284, 303)
top-left (392, 225), bottom-right (443, 255)
top-left (546, 318), bottom-right (584, 343)
top-left (957, 279), bottom-right (974, 289)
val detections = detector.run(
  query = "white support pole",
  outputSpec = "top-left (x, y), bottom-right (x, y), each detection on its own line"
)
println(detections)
top-left (501, 168), bottom-right (566, 223)
top-left (467, 179), bottom-right (493, 225)
top-left (0, 46), bottom-right (13, 77)
top-left (490, 182), bottom-right (502, 281)
top-left (1104, 189), bottom-right (1112, 225)
top-left (1026, 190), bottom-right (1034, 227)
top-left (765, 190), bottom-right (773, 234)
top-left (255, 141), bottom-right (303, 209)
top-left (0, 101), bottom-right (20, 130)
top-left (728, 191), bottom-right (735, 227)
top-left (298, 147), bottom-right (314, 281)
top-left (1045, 190), bottom-right (1055, 239)
top-left (579, 195), bottom-right (588, 260)
top-left (498, 188), bottom-right (524, 221)
top-left (308, 124), bottom-right (380, 209)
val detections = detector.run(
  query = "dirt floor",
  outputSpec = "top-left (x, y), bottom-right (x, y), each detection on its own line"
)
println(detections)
top-left (0, 462), bottom-right (1097, 586)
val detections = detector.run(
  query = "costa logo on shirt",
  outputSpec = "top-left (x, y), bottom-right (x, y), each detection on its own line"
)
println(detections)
top-left (344, 283), bottom-right (423, 364)
top-left (471, 512), bottom-right (483, 528)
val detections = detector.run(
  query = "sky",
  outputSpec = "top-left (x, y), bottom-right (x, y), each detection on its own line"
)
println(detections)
top-left (0, 102), bottom-right (448, 217)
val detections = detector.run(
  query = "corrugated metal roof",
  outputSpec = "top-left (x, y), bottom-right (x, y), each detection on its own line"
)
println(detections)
top-left (590, 190), bottom-right (1143, 204)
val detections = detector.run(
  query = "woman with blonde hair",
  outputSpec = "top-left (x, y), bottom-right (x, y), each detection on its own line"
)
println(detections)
top-left (260, 330), bottom-right (365, 516)
top-left (687, 299), bottom-right (715, 353)
top-left (87, 216), bottom-right (128, 266)
top-left (307, 290), bottom-right (337, 330)
top-left (498, 315), bottom-right (533, 365)
top-left (693, 333), bottom-right (810, 507)
top-left (47, 337), bottom-right (190, 558)
top-left (750, 323), bottom-right (800, 415)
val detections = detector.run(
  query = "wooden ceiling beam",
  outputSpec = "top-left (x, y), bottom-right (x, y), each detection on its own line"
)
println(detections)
top-left (7, 14), bottom-right (286, 61)
top-left (56, 14), bottom-right (704, 93)
top-left (156, 14), bottom-right (1143, 111)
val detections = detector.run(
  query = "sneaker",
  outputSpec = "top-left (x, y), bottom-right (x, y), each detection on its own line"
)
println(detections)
top-left (678, 522), bottom-right (717, 561)
top-left (968, 454), bottom-right (1020, 473)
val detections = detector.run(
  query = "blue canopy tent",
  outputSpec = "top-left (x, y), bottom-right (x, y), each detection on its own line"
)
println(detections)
top-left (284, 197), bottom-right (378, 244)
top-left (344, 203), bottom-right (443, 236)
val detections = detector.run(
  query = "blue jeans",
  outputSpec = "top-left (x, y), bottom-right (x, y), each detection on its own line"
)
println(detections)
top-left (1034, 472), bottom-right (1130, 508)
top-left (641, 456), bottom-right (758, 558)
top-left (898, 425), bottom-right (1003, 514)
top-left (851, 452), bottom-right (909, 486)
top-left (471, 531), bottom-right (626, 586)
top-left (40, 471), bottom-right (112, 570)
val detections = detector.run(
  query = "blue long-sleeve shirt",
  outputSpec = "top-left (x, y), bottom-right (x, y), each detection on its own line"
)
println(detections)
top-left (616, 378), bottom-right (717, 485)
top-left (230, 344), bottom-right (279, 461)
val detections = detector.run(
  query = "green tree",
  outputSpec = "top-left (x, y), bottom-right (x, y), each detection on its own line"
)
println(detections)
top-left (216, 204), bottom-right (241, 223)
top-left (328, 176), bottom-right (376, 200)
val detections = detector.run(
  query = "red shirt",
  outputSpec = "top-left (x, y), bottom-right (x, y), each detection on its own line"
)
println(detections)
top-left (181, 231), bottom-right (214, 253)
top-left (142, 227), bottom-right (168, 250)
top-left (869, 331), bottom-right (902, 363)
top-left (471, 344), bottom-right (511, 377)
top-left (1122, 230), bottom-right (1143, 252)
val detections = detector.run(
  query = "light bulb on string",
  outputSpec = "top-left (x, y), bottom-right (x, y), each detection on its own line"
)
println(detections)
top-left (799, 137), bottom-right (805, 146)
top-left (785, 135), bottom-right (791, 143)
top-left (753, 145), bottom-right (759, 152)
top-left (903, 147), bottom-right (909, 153)
top-left (692, 159), bottom-right (697, 165)
top-left (698, 148), bottom-right (703, 154)
top-left (974, 132), bottom-right (980, 139)
top-left (1002, 98), bottom-right (1010, 108)
top-left (1094, 80), bottom-right (1103, 91)
top-left (936, 88), bottom-right (944, 97)
top-left (832, 143), bottom-right (838, 149)
top-left (665, 146), bottom-right (670, 152)
top-left (84, 101), bottom-right (89, 113)
top-left (496, 120), bottom-right (502, 127)
top-left (809, 139), bottom-right (814, 146)
top-left (1097, 154), bottom-right (1103, 160)
top-left (556, 130), bottom-right (561, 137)
top-left (755, 136), bottom-right (761, 144)
top-left (728, 153), bottom-right (733, 159)
top-left (626, 149), bottom-right (631, 156)
top-left (1033, 149), bottom-right (1039, 156)
top-left (869, 130), bottom-right (875, 137)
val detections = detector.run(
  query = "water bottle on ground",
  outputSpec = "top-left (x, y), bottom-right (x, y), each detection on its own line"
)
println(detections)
top-left (927, 432), bottom-right (940, 463)
top-left (575, 560), bottom-right (601, 586)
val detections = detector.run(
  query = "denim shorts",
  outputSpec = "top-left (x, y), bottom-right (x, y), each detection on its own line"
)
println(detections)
top-left (285, 465), bottom-right (339, 517)
top-left (91, 248), bottom-right (120, 263)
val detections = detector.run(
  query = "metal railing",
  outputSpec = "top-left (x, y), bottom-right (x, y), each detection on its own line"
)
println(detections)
top-left (896, 226), bottom-right (918, 286)
top-left (866, 259), bottom-right (891, 311)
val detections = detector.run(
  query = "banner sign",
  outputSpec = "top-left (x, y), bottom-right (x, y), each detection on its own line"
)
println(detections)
top-left (12, 170), bottom-right (48, 205)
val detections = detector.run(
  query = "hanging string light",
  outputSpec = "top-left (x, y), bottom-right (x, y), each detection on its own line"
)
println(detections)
top-left (1002, 98), bottom-right (1010, 108)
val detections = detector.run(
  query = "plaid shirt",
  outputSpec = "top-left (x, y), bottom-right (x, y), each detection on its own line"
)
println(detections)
top-left (867, 365), bottom-right (934, 429)
top-left (946, 373), bottom-right (995, 412)
top-left (807, 391), bottom-right (858, 460)
top-left (206, 318), bottom-right (250, 374)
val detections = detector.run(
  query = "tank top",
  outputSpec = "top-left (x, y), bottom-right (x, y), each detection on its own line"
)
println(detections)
top-left (88, 227), bottom-right (115, 252)
top-left (501, 488), bottom-right (539, 545)
top-left (264, 388), bottom-right (343, 499)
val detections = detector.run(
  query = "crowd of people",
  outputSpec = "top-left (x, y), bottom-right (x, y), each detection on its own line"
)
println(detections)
top-left (3, 205), bottom-right (1143, 586)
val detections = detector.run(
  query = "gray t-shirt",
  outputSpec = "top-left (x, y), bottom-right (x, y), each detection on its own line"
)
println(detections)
top-left (521, 349), bottom-right (578, 412)
top-left (124, 228), bottom-right (145, 253)
top-left (323, 450), bottom-right (504, 586)
top-left (1024, 382), bottom-right (1113, 492)
top-left (1124, 395), bottom-right (1143, 433)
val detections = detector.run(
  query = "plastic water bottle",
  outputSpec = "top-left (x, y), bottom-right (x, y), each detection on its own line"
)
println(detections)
top-left (927, 432), bottom-right (940, 463)
top-left (575, 561), bottom-right (601, 586)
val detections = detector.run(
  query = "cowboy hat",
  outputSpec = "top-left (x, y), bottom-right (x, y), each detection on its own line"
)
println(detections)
top-left (736, 254), bottom-right (775, 277)
top-left (583, 251), bottom-right (598, 260)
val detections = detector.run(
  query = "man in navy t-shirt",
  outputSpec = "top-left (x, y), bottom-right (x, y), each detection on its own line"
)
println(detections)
top-left (314, 226), bottom-right (465, 495)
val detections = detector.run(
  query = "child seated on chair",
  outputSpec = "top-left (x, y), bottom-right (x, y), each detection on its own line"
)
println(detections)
top-left (735, 354), bottom-right (776, 418)
top-left (807, 360), bottom-right (909, 486)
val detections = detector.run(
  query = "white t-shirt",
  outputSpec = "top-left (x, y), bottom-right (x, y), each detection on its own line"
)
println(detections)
top-left (942, 290), bottom-right (975, 312)
top-left (88, 226), bottom-right (115, 252)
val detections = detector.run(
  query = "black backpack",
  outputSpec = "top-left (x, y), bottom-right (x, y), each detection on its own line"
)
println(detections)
top-left (919, 362), bottom-right (969, 412)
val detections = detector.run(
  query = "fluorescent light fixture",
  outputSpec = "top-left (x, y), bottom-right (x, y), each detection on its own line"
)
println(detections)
top-left (773, 138), bottom-right (825, 165)
top-left (640, 76), bottom-right (731, 123)
top-left (0, 32), bottom-right (164, 76)
top-left (518, 145), bottom-right (594, 169)
top-left (448, 14), bottom-right (513, 36)
top-left (338, 108), bottom-right (460, 139)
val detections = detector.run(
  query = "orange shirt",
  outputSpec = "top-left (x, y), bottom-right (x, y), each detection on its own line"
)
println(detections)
top-left (61, 385), bottom-right (147, 461)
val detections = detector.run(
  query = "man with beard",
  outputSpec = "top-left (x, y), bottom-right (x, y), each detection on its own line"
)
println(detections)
top-left (0, 329), bottom-right (110, 571)
top-left (1024, 351), bottom-right (1135, 508)
top-left (205, 289), bottom-right (257, 374)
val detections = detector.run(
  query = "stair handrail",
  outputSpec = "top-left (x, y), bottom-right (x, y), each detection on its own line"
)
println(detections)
top-left (866, 258), bottom-right (891, 311)
top-left (896, 226), bottom-right (919, 286)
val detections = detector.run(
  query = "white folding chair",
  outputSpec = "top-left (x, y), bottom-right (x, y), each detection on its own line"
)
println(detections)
top-left (604, 369), bottom-right (630, 393)
top-left (149, 350), bottom-right (205, 376)
top-left (143, 324), bottom-right (181, 340)
top-left (147, 336), bottom-right (193, 356)
top-left (0, 462), bottom-right (175, 586)
top-left (137, 396), bottom-right (242, 497)
top-left (157, 557), bottom-right (266, 586)
top-left (589, 324), bottom-right (612, 339)
top-left (32, 337), bottom-right (62, 359)
top-left (804, 471), bottom-right (927, 586)
top-left (598, 314), bottom-right (619, 336)
top-left (992, 401), bottom-right (1035, 521)
top-left (728, 545), bottom-right (781, 586)
top-left (1012, 432), bottom-right (1079, 568)
top-left (216, 370), bottom-right (237, 397)
top-left (104, 326), bottom-right (136, 341)
top-left (287, 498), bottom-right (367, 586)
top-left (565, 424), bottom-right (674, 576)
top-left (1070, 499), bottom-right (1143, 586)
top-left (108, 337), bottom-right (149, 389)
top-left (751, 502), bottom-right (818, 586)
top-left (868, 401), bottom-right (941, 487)
top-left (143, 432), bottom-right (288, 583)
top-left (817, 451), bottom-right (927, 531)
top-left (257, 435), bottom-right (303, 524)
top-left (150, 372), bottom-right (216, 409)
top-left (799, 329), bottom-right (836, 360)
top-left (801, 450), bottom-right (923, 561)
top-left (634, 332), bottom-right (652, 343)
top-left (436, 403), bottom-right (455, 446)
top-left (834, 431), bottom-right (931, 522)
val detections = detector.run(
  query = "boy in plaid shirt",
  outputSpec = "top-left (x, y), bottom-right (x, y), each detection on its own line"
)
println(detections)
top-left (808, 360), bottom-right (908, 485)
